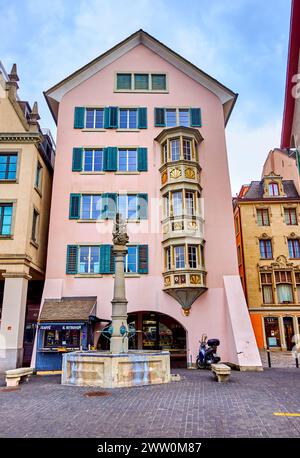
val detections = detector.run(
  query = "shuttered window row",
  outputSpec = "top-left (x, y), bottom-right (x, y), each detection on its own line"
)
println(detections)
top-left (154, 107), bottom-right (201, 127)
top-left (74, 107), bottom-right (147, 129)
top-left (66, 244), bottom-right (148, 275)
top-left (72, 147), bottom-right (147, 172)
top-left (69, 193), bottom-right (148, 220)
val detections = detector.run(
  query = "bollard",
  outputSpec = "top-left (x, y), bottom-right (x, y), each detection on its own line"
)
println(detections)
top-left (296, 355), bottom-right (299, 368)
top-left (266, 348), bottom-right (271, 368)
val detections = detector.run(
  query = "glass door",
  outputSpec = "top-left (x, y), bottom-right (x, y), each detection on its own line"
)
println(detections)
top-left (283, 317), bottom-right (294, 351)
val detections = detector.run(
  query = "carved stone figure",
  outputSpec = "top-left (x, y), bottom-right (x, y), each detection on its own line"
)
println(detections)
top-left (112, 213), bottom-right (129, 246)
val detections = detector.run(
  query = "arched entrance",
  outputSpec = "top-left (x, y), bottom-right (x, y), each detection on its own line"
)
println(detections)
top-left (128, 311), bottom-right (187, 368)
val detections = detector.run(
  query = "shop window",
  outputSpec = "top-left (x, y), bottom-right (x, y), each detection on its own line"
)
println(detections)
top-left (257, 209), bottom-right (270, 226)
top-left (264, 317), bottom-right (281, 347)
top-left (44, 329), bottom-right (80, 349)
top-left (284, 208), bottom-right (297, 225)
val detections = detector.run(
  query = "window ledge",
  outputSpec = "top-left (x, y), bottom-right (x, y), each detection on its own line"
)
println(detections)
top-left (34, 186), bottom-right (42, 197)
top-left (30, 240), bottom-right (39, 249)
top-left (82, 128), bottom-right (106, 132)
top-left (0, 235), bottom-right (13, 239)
top-left (116, 129), bottom-right (140, 132)
top-left (0, 179), bottom-right (17, 184)
top-left (114, 90), bottom-right (169, 94)
top-left (77, 219), bottom-right (105, 223)
top-left (74, 274), bottom-right (103, 278)
top-left (112, 274), bottom-right (141, 278)
top-left (80, 171), bottom-right (105, 175)
top-left (114, 171), bottom-right (140, 175)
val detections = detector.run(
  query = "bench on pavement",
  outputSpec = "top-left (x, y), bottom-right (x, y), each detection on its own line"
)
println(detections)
top-left (5, 368), bottom-right (33, 387)
top-left (211, 363), bottom-right (231, 383)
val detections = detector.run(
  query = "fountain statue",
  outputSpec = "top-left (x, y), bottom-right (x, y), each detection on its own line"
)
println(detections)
top-left (61, 214), bottom-right (171, 388)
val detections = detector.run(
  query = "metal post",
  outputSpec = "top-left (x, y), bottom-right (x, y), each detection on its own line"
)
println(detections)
top-left (266, 347), bottom-right (271, 368)
top-left (295, 354), bottom-right (299, 368)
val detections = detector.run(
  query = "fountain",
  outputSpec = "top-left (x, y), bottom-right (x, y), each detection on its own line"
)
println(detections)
top-left (61, 214), bottom-right (171, 388)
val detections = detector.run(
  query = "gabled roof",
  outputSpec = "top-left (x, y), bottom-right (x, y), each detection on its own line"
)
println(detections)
top-left (39, 297), bottom-right (97, 322)
top-left (238, 179), bottom-right (300, 201)
top-left (44, 29), bottom-right (238, 125)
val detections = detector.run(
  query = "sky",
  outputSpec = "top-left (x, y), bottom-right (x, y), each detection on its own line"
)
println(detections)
top-left (0, 0), bottom-right (292, 194)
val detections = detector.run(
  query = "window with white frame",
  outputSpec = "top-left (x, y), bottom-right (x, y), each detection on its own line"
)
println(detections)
top-left (188, 245), bottom-right (198, 268)
top-left (172, 191), bottom-right (183, 216)
top-left (166, 109), bottom-right (177, 127)
top-left (170, 139), bottom-right (180, 161)
top-left (84, 149), bottom-right (103, 172)
top-left (164, 194), bottom-right (169, 218)
top-left (119, 108), bottom-right (138, 129)
top-left (118, 195), bottom-right (138, 220)
top-left (183, 139), bottom-right (192, 160)
top-left (166, 246), bottom-right (171, 270)
top-left (185, 191), bottom-right (195, 216)
top-left (79, 246), bottom-right (100, 273)
top-left (118, 149), bottom-right (138, 171)
top-left (163, 142), bottom-right (168, 163)
top-left (85, 108), bottom-right (104, 129)
top-left (116, 73), bottom-right (166, 91)
top-left (174, 245), bottom-right (185, 269)
top-left (125, 246), bottom-right (138, 273)
top-left (81, 195), bottom-right (102, 219)
top-left (165, 108), bottom-right (190, 127)
top-left (179, 109), bottom-right (189, 126)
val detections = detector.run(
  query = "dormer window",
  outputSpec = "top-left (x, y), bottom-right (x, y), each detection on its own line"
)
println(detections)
top-left (268, 182), bottom-right (279, 196)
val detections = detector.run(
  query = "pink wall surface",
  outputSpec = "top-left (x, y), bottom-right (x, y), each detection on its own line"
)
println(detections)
top-left (42, 44), bottom-right (261, 368)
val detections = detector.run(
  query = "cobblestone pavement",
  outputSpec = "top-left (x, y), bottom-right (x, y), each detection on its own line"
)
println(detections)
top-left (260, 350), bottom-right (299, 368)
top-left (0, 368), bottom-right (300, 438)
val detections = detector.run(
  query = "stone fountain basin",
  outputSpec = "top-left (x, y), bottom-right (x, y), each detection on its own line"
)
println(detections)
top-left (61, 350), bottom-right (171, 388)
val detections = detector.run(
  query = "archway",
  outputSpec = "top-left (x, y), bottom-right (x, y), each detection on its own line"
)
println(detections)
top-left (128, 311), bottom-right (187, 368)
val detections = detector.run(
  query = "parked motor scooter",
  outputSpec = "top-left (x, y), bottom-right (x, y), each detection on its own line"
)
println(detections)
top-left (196, 333), bottom-right (221, 369)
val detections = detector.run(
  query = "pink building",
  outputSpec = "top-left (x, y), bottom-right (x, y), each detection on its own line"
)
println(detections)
top-left (35, 30), bottom-right (262, 371)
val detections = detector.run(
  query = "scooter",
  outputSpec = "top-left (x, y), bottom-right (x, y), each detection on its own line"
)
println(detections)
top-left (196, 333), bottom-right (221, 369)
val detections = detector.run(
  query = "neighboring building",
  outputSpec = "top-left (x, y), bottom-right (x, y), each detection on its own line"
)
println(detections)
top-left (0, 62), bottom-right (55, 370)
top-left (281, 0), bottom-right (300, 150)
top-left (36, 30), bottom-right (261, 371)
top-left (234, 172), bottom-right (300, 351)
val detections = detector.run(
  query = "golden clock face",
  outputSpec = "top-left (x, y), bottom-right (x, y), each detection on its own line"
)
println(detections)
top-left (170, 167), bottom-right (182, 179)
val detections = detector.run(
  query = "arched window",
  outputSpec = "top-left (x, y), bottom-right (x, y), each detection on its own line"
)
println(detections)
top-left (268, 182), bottom-right (279, 196)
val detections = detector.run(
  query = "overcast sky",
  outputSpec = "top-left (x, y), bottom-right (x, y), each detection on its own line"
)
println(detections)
top-left (0, 0), bottom-right (291, 194)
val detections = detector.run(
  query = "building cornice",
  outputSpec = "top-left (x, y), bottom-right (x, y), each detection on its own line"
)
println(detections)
top-left (0, 132), bottom-right (44, 144)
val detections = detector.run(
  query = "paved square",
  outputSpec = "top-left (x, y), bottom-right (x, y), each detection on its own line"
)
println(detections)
top-left (0, 367), bottom-right (300, 438)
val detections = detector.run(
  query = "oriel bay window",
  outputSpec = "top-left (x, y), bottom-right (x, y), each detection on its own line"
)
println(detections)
top-left (288, 238), bottom-right (300, 258)
top-left (259, 239), bottom-right (273, 259)
top-left (0, 153), bottom-right (17, 180)
top-left (161, 136), bottom-right (198, 164)
top-left (164, 190), bottom-right (198, 218)
top-left (285, 208), bottom-right (297, 225)
top-left (275, 271), bottom-right (294, 304)
top-left (165, 244), bottom-right (203, 270)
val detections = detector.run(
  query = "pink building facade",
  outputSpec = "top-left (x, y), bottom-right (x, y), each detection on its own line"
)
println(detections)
top-left (35, 30), bottom-right (262, 371)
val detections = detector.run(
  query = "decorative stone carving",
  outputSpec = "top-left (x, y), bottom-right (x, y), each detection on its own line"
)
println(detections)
top-left (112, 213), bottom-right (129, 246)
top-left (185, 167), bottom-right (195, 179)
top-left (173, 222), bottom-right (183, 231)
top-left (161, 171), bottom-right (168, 185)
top-left (190, 274), bottom-right (201, 285)
top-left (188, 221), bottom-right (198, 230)
top-left (164, 276), bottom-right (171, 286)
top-left (170, 168), bottom-right (182, 179)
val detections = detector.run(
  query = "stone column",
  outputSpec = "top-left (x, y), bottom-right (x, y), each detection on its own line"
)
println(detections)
top-left (0, 272), bottom-right (31, 370)
top-left (110, 245), bottom-right (128, 353)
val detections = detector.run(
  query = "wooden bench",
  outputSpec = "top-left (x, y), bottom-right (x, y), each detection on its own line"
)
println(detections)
top-left (5, 368), bottom-right (33, 387)
top-left (211, 363), bottom-right (231, 383)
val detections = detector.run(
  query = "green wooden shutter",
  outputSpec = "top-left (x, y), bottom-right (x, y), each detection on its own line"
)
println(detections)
top-left (154, 108), bottom-right (166, 127)
top-left (102, 193), bottom-right (117, 219)
top-left (66, 245), bottom-right (78, 274)
top-left (72, 147), bottom-right (83, 171)
top-left (296, 150), bottom-right (300, 176)
top-left (137, 148), bottom-right (148, 171)
top-left (190, 108), bottom-right (202, 127)
top-left (138, 107), bottom-right (147, 129)
top-left (110, 245), bottom-right (115, 273)
top-left (104, 107), bottom-right (110, 129)
top-left (137, 193), bottom-right (148, 219)
top-left (74, 107), bottom-right (85, 129)
top-left (104, 107), bottom-right (118, 128)
top-left (138, 245), bottom-right (148, 274)
top-left (100, 244), bottom-right (113, 273)
top-left (106, 147), bottom-right (117, 171)
top-left (69, 194), bottom-right (81, 219)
